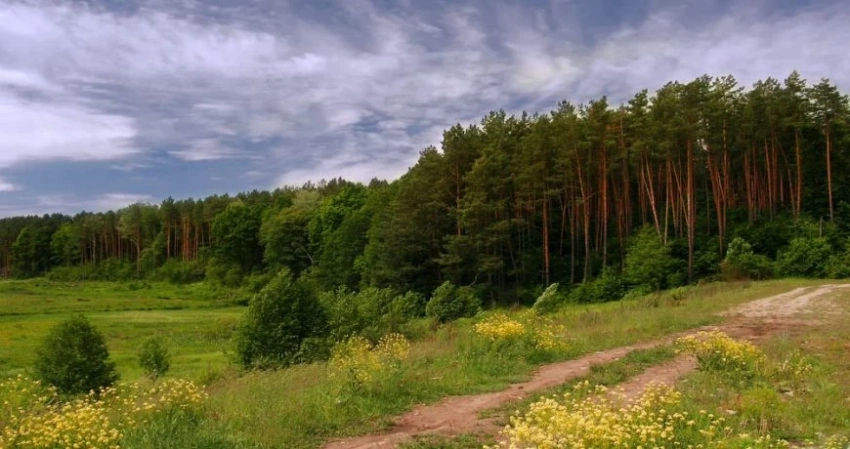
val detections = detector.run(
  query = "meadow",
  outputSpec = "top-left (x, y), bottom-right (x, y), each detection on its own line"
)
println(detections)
top-left (1, 278), bottom-right (847, 448)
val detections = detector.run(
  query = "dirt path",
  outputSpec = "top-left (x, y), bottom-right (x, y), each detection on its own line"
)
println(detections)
top-left (323, 284), bottom-right (849, 449)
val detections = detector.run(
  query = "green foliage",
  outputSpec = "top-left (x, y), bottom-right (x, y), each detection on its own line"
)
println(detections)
top-left (721, 237), bottom-right (775, 280)
top-left (568, 268), bottom-right (627, 303)
top-left (46, 258), bottom-right (136, 282)
top-left (12, 226), bottom-right (55, 278)
top-left (532, 283), bottom-right (562, 314)
top-left (33, 314), bottom-right (119, 394)
top-left (152, 259), bottom-right (206, 284)
top-left (825, 243), bottom-right (850, 278)
top-left (260, 190), bottom-right (321, 277)
top-left (624, 226), bottom-right (679, 291)
top-left (235, 269), bottom-right (328, 369)
top-left (138, 336), bottom-right (172, 379)
top-left (777, 237), bottom-right (832, 278)
top-left (211, 201), bottom-right (264, 274)
top-left (425, 281), bottom-right (481, 323)
top-left (320, 287), bottom-right (425, 342)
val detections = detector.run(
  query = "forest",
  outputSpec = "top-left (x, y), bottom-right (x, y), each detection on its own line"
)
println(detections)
top-left (2, 71), bottom-right (850, 305)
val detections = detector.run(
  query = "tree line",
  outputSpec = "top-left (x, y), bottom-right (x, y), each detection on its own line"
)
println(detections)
top-left (2, 72), bottom-right (849, 304)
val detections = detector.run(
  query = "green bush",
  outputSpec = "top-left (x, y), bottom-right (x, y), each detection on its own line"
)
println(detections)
top-left (568, 268), bottom-right (627, 303)
top-left (320, 287), bottom-right (425, 342)
top-left (138, 337), bottom-right (171, 379)
top-left (825, 243), bottom-right (850, 278)
top-left (624, 226), bottom-right (679, 291)
top-left (720, 237), bottom-right (774, 280)
top-left (33, 314), bottom-right (119, 394)
top-left (532, 283), bottom-right (562, 314)
top-left (152, 259), bottom-right (205, 284)
top-left (777, 237), bottom-right (832, 278)
top-left (425, 281), bottom-right (481, 323)
top-left (235, 269), bottom-right (328, 369)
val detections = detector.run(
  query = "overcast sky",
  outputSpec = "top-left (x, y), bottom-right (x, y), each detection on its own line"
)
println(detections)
top-left (1, 0), bottom-right (848, 217)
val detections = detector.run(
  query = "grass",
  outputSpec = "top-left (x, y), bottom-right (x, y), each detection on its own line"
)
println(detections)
top-left (487, 284), bottom-right (850, 448)
top-left (0, 277), bottom-right (839, 448)
top-left (673, 288), bottom-right (850, 446)
top-left (0, 279), bottom-right (246, 380)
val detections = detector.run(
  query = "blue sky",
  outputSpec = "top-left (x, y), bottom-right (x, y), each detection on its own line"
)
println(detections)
top-left (1, 0), bottom-right (848, 217)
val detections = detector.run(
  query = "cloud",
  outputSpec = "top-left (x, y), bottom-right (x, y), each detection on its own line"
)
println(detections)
top-left (169, 139), bottom-right (243, 162)
top-left (0, 177), bottom-right (18, 192)
top-left (0, 0), bottom-right (848, 215)
top-left (35, 193), bottom-right (155, 212)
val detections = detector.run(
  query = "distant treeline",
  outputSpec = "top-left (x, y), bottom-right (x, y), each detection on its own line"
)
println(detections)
top-left (2, 72), bottom-right (850, 303)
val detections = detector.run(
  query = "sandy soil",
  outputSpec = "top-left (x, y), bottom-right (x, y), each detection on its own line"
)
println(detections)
top-left (323, 284), bottom-right (849, 449)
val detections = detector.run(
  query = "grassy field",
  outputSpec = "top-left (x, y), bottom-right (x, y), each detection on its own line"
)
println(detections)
top-left (0, 280), bottom-right (246, 380)
top-left (0, 278), bottom-right (841, 448)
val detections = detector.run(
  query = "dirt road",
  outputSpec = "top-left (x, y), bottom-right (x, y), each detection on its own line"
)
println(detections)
top-left (323, 284), bottom-right (849, 449)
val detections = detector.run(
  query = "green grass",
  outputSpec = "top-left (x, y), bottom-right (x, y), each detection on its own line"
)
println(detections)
top-left (187, 280), bottom-right (819, 448)
top-left (0, 279), bottom-right (246, 316)
top-left (399, 434), bottom-right (494, 449)
top-left (487, 284), bottom-right (850, 448)
top-left (0, 279), bottom-right (245, 380)
top-left (673, 289), bottom-right (850, 446)
top-left (0, 278), bottom-right (835, 448)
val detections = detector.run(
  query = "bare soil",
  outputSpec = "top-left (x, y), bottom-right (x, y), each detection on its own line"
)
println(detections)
top-left (323, 284), bottom-right (849, 449)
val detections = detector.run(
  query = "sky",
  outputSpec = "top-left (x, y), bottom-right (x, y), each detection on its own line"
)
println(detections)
top-left (1, 0), bottom-right (848, 217)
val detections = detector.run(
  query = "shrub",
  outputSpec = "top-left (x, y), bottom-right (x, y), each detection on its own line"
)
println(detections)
top-left (676, 330), bottom-right (765, 378)
top-left (33, 315), bottom-right (119, 395)
top-left (532, 283), bottom-right (562, 314)
top-left (320, 287), bottom-right (422, 342)
top-left (721, 237), bottom-right (774, 280)
top-left (235, 269), bottom-right (328, 369)
top-left (776, 237), bottom-right (832, 278)
top-left (624, 225), bottom-right (678, 291)
top-left (425, 281), bottom-right (481, 323)
top-left (568, 267), bottom-right (627, 303)
top-left (328, 333), bottom-right (410, 393)
top-left (152, 259), bottom-right (205, 284)
top-left (138, 337), bottom-right (171, 379)
top-left (825, 243), bottom-right (850, 278)
top-left (473, 311), bottom-right (567, 353)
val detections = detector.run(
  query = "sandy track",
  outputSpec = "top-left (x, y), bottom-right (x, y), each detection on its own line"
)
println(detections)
top-left (323, 284), bottom-right (849, 449)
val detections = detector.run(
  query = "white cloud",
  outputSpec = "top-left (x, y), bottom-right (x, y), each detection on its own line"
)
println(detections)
top-left (0, 0), bottom-right (848, 203)
top-left (0, 92), bottom-right (137, 167)
top-left (0, 177), bottom-right (18, 192)
top-left (35, 193), bottom-right (154, 212)
top-left (169, 139), bottom-right (242, 162)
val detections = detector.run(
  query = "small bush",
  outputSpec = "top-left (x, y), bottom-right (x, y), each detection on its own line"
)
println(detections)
top-left (721, 237), bottom-right (774, 280)
top-left (568, 268), bottom-right (627, 303)
top-left (532, 283), bottom-right (562, 314)
top-left (328, 333), bottom-right (410, 394)
top-left (624, 226), bottom-right (679, 291)
top-left (153, 259), bottom-right (206, 284)
top-left (425, 281), bottom-right (481, 323)
top-left (676, 330), bottom-right (765, 379)
top-left (825, 243), bottom-right (850, 278)
top-left (473, 311), bottom-right (567, 354)
top-left (776, 237), bottom-right (832, 278)
top-left (33, 314), bottom-right (119, 395)
top-left (235, 269), bottom-right (328, 369)
top-left (138, 337), bottom-right (171, 379)
top-left (320, 287), bottom-right (422, 342)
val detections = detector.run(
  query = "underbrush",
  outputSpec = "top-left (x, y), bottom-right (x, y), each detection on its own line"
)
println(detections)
top-left (0, 376), bottom-right (207, 448)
